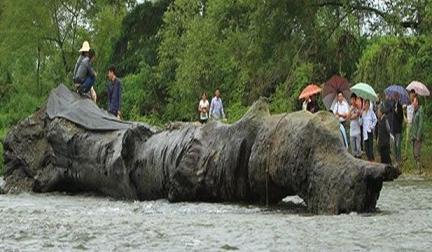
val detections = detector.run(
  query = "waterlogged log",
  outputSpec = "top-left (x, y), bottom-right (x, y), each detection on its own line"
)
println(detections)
top-left (2, 86), bottom-right (400, 214)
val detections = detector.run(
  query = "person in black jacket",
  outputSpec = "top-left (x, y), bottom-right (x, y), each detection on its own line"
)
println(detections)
top-left (107, 65), bottom-right (122, 118)
top-left (377, 103), bottom-right (394, 165)
top-left (391, 93), bottom-right (404, 166)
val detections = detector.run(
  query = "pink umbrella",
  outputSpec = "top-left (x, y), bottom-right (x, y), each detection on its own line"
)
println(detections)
top-left (406, 81), bottom-right (430, 96)
top-left (299, 84), bottom-right (321, 100)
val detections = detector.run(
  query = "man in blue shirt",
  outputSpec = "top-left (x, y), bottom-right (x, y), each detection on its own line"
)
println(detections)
top-left (107, 65), bottom-right (121, 118)
top-left (210, 88), bottom-right (226, 120)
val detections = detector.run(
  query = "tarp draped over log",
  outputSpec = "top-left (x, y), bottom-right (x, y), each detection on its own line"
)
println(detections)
top-left (47, 84), bottom-right (133, 131)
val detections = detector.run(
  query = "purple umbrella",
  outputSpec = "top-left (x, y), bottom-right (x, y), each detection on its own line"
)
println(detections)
top-left (384, 85), bottom-right (410, 105)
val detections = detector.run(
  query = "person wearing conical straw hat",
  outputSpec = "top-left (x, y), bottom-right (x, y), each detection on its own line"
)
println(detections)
top-left (73, 41), bottom-right (91, 83)
top-left (73, 41), bottom-right (97, 102)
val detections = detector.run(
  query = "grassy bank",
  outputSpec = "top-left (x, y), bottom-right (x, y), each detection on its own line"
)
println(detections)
top-left (399, 123), bottom-right (432, 176)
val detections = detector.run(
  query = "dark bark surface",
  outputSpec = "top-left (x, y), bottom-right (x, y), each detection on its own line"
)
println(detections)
top-left (2, 88), bottom-right (400, 214)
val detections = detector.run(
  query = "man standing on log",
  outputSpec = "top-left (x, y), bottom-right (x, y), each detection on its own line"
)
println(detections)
top-left (107, 65), bottom-right (122, 119)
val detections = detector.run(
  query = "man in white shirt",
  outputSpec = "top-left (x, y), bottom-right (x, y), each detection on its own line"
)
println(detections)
top-left (333, 92), bottom-right (350, 124)
top-left (332, 92), bottom-right (350, 147)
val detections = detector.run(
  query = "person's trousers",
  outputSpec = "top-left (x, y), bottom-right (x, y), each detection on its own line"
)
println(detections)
top-left (339, 124), bottom-right (348, 149)
top-left (79, 76), bottom-right (96, 93)
top-left (379, 145), bottom-right (392, 164)
top-left (350, 134), bottom-right (361, 157)
top-left (364, 132), bottom-right (374, 161)
top-left (342, 122), bottom-right (350, 147)
top-left (404, 123), bottom-right (411, 157)
top-left (392, 133), bottom-right (402, 163)
top-left (412, 139), bottom-right (422, 162)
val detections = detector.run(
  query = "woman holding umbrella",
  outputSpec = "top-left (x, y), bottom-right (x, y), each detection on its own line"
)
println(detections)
top-left (385, 85), bottom-right (410, 165)
top-left (407, 81), bottom-right (429, 174)
top-left (299, 84), bottom-right (321, 113)
top-left (351, 82), bottom-right (379, 161)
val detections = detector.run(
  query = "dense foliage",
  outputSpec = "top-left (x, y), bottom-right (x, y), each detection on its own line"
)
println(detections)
top-left (1, 0), bottom-right (432, 175)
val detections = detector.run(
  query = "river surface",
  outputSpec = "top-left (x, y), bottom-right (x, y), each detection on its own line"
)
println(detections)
top-left (0, 177), bottom-right (431, 252)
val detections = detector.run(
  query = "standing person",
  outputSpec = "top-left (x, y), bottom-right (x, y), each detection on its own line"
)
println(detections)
top-left (198, 92), bottom-right (209, 124)
top-left (404, 91), bottom-right (416, 158)
top-left (391, 93), bottom-right (404, 166)
top-left (377, 103), bottom-right (393, 165)
top-left (349, 94), bottom-right (362, 158)
top-left (210, 88), bottom-right (226, 121)
top-left (362, 100), bottom-right (377, 162)
top-left (410, 96), bottom-right (424, 173)
top-left (107, 65), bottom-right (122, 118)
top-left (332, 92), bottom-right (350, 124)
top-left (356, 96), bottom-right (364, 152)
top-left (332, 92), bottom-right (350, 146)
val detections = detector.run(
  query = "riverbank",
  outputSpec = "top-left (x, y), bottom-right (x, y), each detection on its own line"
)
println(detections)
top-left (387, 123), bottom-right (432, 177)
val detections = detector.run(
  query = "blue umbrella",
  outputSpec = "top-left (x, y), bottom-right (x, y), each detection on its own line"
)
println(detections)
top-left (384, 85), bottom-right (410, 105)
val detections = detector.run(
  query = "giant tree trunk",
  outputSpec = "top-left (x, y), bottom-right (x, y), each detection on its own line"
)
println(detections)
top-left (2, 86), bottom-right (400, 214)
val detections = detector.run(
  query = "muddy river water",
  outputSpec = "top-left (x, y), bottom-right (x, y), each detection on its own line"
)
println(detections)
top-left (0, 177), bottom-right (431, 251)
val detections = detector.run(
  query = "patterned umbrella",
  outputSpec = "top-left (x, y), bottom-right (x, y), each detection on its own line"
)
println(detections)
top-left (384, 85), bottom-right (410, 105)
top-left (406, 81), bottom-right (430, 96)
top-left (322, 75), bottom-right (351, 110)
top-left (299, 84), bottom-right (321, 100)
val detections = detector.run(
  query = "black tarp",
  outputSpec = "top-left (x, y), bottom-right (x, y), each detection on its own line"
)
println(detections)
top-left (47, 84), bottom-right (134, 131)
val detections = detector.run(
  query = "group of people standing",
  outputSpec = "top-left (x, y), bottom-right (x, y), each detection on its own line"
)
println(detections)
top-left (198, 88), bottom-right (226, 123)
top-left (72, 41), bottom-right (122, 118)
top-left (72, 40), bottom-right (424, 172)
top-left (304, 89), bottom-right (424, 173)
